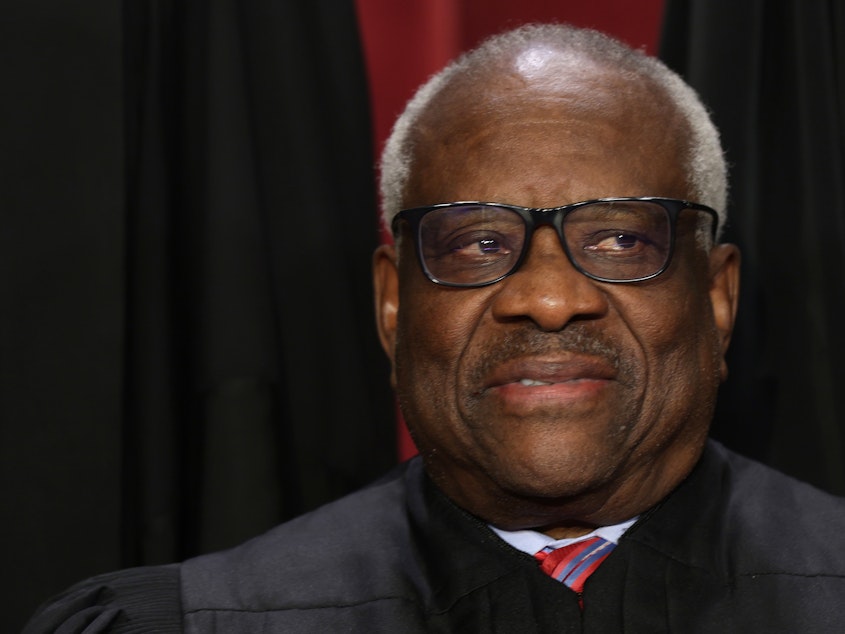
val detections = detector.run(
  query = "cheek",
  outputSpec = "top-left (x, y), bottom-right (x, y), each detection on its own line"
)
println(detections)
top-left (393, 282), bottom-right (491, 417)
top-left (626, 249), bottom-right (717, 357)
top-left (621, 280), bottom-right (721, 423)
top-left (631, 293), bottom-right (694, 350)
top-left (397, 289), bottom-right (476, 365)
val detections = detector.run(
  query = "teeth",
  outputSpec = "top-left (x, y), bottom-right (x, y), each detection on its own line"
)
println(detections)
top-left (519, 378), bottom-right (552, 387)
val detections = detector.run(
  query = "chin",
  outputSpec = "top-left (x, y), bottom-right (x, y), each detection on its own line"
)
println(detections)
top-left (476, 454), bottom-right (610, 503)
top-left (501, 472), bottom-right (608, 503)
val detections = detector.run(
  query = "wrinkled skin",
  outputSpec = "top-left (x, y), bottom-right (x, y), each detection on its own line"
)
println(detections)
top-left (373, 52), bottom-right (740, 538)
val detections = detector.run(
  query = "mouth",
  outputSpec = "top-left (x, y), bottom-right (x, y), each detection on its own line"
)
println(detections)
top-left (479, 356), bottom-right (617, 406)
top-left (518, 378), bottom-right (554, 387)
top-left (484, 356), bottom-right (617, 389)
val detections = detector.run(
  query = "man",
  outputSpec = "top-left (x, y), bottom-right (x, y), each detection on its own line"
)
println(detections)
top-left (26, 23), bottom-right (845, 633)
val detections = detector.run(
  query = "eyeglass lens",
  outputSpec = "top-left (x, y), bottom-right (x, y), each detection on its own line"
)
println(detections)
top-left (417, 201), bottom-right (672, 285)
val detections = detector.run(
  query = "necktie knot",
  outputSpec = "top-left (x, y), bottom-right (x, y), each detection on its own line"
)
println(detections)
top-left (534, 536), bottom-right (615, 595)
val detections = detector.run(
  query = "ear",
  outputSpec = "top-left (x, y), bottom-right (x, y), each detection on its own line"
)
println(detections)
top-left (707, 243), bottom-right (741, 381)
top-left (373, 243), bottom-right (400, 387)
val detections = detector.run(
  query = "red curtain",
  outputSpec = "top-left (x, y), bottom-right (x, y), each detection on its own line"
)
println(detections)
top-left (355, 0), bottom-right (666, 459)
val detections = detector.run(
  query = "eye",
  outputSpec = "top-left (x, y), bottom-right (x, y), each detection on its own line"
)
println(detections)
top-left (447, 232), bottom-right (513, 258)
top-left (418, 206), bottom-right (525, 285)
top-left (477, 238), bottom-right (501, 253)
top-left (583, 231), bottom-right (652, 254)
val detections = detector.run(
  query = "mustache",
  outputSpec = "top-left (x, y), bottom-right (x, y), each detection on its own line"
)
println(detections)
top-left (471, 323), bottom-right (632, 382)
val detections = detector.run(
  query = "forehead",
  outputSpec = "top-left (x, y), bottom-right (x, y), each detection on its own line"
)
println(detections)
top-left (405, 54), bottom-right (690, 208)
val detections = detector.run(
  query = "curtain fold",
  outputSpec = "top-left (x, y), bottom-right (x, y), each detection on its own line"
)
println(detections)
top-left (661, 0), bottom-right (845, 492)
top-left (1, 4), bottom-right (125, 632)
top-left (123, 0), bottom-right (396, 560)
top-left (2, 2), bottom-right (393, 630)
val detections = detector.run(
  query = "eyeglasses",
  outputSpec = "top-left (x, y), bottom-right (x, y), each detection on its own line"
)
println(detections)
top-left (392, 197), bottom-right (718, 287)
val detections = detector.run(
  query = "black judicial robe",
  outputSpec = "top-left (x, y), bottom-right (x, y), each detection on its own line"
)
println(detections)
top-left (24, 441), bottom-right (845, 632)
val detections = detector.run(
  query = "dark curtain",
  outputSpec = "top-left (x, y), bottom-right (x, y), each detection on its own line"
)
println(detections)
top-left (661, 1), bottom-right (845, 492)
top-left (0, 1), bottom-right (394, 631)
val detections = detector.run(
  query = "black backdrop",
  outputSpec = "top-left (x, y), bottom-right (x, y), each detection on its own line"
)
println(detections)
top-left (2, 1), bottom-right (844, 632)
top-left (661, 0), bottom-right (845, 492)
top-left (1, 1), bottom-right (393, 630)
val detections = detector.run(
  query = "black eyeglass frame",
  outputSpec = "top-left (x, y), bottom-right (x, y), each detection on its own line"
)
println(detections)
top-left (391, 196), bottom-right (719, 287)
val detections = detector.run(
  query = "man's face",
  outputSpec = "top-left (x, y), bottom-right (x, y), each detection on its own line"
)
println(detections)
top-left (373, 60), bottom-right (739, 536)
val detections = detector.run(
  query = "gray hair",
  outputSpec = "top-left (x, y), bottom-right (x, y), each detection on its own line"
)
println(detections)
top-left (379, 23), bottom-right (728, 241)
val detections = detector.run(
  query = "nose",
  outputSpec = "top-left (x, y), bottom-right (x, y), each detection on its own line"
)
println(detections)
top-left (490, 227), bottom-right (609, 331)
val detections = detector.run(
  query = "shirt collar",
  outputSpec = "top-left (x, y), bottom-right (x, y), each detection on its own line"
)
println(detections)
top-left (490, 517), bottom-right (638, 555)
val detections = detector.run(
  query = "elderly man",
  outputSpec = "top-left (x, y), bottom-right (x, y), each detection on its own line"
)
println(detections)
top-left (26, 23), bottom-right (845, 633)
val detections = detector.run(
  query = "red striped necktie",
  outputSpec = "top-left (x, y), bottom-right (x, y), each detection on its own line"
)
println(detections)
top-left (534, 536), bottom-right (615, 599)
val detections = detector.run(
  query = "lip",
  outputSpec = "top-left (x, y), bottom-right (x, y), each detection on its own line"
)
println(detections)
top-left (484, 355), bottom-right (617, 387)
top-left (480, 356), bottom-right (617, 406)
